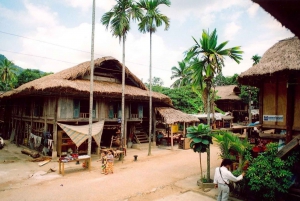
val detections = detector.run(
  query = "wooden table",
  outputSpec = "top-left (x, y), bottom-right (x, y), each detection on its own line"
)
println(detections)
top-left (58, 156), bottom-right (91, 176)
top-left (100, 149), bottom-right (125, 161)
top-left (114, 150), bottom-right (125, 160)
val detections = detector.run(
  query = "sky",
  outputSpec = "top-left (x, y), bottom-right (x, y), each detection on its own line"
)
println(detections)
top-left (0, 0), bottom-right (294, 87)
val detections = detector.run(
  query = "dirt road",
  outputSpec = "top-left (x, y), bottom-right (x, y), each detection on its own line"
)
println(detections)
top-left (0, 141), bottom-right (221, 201)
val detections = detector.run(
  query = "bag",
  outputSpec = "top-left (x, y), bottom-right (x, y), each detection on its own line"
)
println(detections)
top-left (227, 182), bottom-right (235, 191)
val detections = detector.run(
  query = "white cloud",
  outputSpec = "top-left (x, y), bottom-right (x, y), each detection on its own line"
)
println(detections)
top-left (247, 3), bottom-right (259, 18)
top-left (24, 2), bottom-right (58, 27)
top-left (63, 0), bottom-right (116, 12)
top-left (224, 22), bottom-right (241, 40)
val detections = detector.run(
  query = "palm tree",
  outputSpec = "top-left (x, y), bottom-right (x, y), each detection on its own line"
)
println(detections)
top-left (251, 54), bottom-right (261, 65)
top-left (170, 60), bottom-right (191, 88)
top-left (101, 0), bottom-right (142, 148)
top-left (137, 0), bottom-right (170, 156)
top-left (186, 28), bottom-right (243, 181)
top-left (0, 58), bottom-right (17, 91)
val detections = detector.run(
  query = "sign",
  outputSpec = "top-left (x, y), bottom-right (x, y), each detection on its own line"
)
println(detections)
top-left (263, 115), bottom-right (284, 122)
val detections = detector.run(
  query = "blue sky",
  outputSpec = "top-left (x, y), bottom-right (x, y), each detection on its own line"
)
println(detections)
top-left (0, 0), bottom-right (294, 87)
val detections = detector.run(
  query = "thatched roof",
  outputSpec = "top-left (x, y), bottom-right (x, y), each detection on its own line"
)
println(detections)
top-left (155, 107), bottom-right (200, 124)
top-left (0, 57), bottom-right (172, 106)
top-left (253, 0), bottom-right (300, 37)
top-left (215, 85), bottom-right (241, 101)
top-left (238, 37), bottom-right (300, 85)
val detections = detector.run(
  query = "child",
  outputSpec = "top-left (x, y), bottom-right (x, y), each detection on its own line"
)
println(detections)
top-left (99, 152), bottom-right (107, 174)
top-left (105, 150), bottom-right (114, 175)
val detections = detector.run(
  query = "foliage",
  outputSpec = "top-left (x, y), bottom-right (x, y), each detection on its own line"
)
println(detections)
top-left (185, 29), bottom-right (243, 180)
top-left (239, 85), bottom-right (259, 108)
top-left (213, 131), bottom-right (251, 168)
top-left (151, 85), bottom-right (204, 114)
top-left (246, 143), bottom-right (299, 200)
top-left (170, 59), bottom-right (193, 88)
top-left (16, 69), bottom-right (52, 87)
top-left (137, 0), bottom-right (171, 34)
top-left (101, 0), bottom-right (142, 41)
top-left (187, 123), bottom-right (213, 180)
top-left (252, 54), bottom-right (261, 65)
top-left (213, 73), bottom-right (239, 86)
top-left (187, 124), bottom-right (213, 153)
top-left (0, 58), bottom-right (18, 91)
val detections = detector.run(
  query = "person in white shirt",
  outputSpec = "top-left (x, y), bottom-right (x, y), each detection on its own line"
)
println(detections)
top-left (213, 159), bottom-right (245, 201)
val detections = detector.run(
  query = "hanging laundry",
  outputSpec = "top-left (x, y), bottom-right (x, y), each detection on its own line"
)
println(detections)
top-left (36, 136), bottom-right (42, 148)
top-left (48, 139), bottom-right (53, 150)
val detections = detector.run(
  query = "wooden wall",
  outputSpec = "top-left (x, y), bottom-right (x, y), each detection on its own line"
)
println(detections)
top-left (293, 80), bottom-right (300, 130)
top-left (58, 97), bottom-right (74, 119)
top-left (262, 82), bottom-right (287, 127)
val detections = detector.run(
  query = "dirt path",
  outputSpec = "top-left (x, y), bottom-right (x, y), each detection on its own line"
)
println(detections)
top-left (0, 141), bottom-right (221, 201)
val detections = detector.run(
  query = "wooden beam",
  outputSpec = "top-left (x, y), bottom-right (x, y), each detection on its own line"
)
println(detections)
top-left (286, 78), bottom-right (296, 142)
top-left (259, 133), bottom-right (286, 139)
top-left (277, 136), bottom-right (300, 158)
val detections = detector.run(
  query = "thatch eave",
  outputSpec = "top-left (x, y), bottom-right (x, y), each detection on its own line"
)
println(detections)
top-left (155, 107), bottom-right (200, 124)
top-left (0, 79), bottom-right (172, 106)
top-left (252, 0), bottom-right (300, 37)
top-left (238, 37), bottom-right (300, 85)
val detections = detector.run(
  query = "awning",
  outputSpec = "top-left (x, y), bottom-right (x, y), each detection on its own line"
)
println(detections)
top-left (57, 120), bottom-right (104, 147)
top-left (155, 107), bottom-right (200, 124)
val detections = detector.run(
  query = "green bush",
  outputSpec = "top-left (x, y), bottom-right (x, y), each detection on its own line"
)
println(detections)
top-left (246, 143), bottom-right (299, 200)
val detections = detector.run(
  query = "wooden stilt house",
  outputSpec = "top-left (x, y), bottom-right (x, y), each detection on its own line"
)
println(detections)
top-left (238, 37), bottom-right (300, 153)
top-left (0, 57), bottom-right (175, 157)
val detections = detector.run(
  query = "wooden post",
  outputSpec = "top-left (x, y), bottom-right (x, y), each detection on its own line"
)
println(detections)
top-left (286, 79), bottom-right (295, 143)
top-left (52, 98), bottom-right (58, 158)
top-left (153, 108), bottom-right (156, 146)
top-left (259, 84), bottom-right (264, 125)
top-left (171, 124), bottom-right (174, 150)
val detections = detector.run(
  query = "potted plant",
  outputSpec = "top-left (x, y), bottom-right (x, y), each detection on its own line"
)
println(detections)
top-left (186, 123), bottom-right (214, 190)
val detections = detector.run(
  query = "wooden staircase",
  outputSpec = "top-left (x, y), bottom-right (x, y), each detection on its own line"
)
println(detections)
top-left (133, 123), bottom-right (149, 144)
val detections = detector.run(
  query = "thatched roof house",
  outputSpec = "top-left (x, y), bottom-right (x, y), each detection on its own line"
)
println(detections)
top-left (252, 0), bottom-right (300, 37)
top-left (213, 85), bottom-right (246, 122)
top-left (1, 56), bottom-right (201, 155)
top-left (0, 56), bottom-right (172, 106)
top-left (238, 37), bottom-right (300, 86)
top-left (215, 85), bottom-right (241, 101)
top-left (238, 37), bottom-right (300, 147)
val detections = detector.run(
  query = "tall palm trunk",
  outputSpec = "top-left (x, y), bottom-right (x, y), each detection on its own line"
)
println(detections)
top-left (121, 35), bottom-right (126, 149)
top-left (88, 0), bottom-right (96, 156)
top-left (206, 80), bottom-right (212, 181)
top-left (148, 31), bottom-right (153, 156)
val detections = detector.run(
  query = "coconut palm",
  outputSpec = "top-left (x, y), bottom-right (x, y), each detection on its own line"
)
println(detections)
top-left (170, 60), bottom-right (191, 88)
top-left (137, 0), bottom-right (170, 155)
top-left (251, 54), bottom-right (261, 65)
top-left (186, 28), bottom-right (243, 180)
top-left (101, 0), bottom-right (142, 147)
top-left (0, 58), bottom-right (17, 91)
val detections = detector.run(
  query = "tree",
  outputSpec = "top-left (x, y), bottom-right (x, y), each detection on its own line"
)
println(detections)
top-left (170, 60), bottom-right (191, 88)
top-left (251, 54), bottom-right (261, 65)
top-left (187, 124), bottom-right (213, 184)
top-left (186, 29), bottom-right (243, 181)
top-left (17, 69), bottom-right (52, 87)
top-left (0, 58), bottom-right (17, 91)
top-left (101, 0), bottom-right (142, 148)
top-left (137, 0), bottom-right (170, 155)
